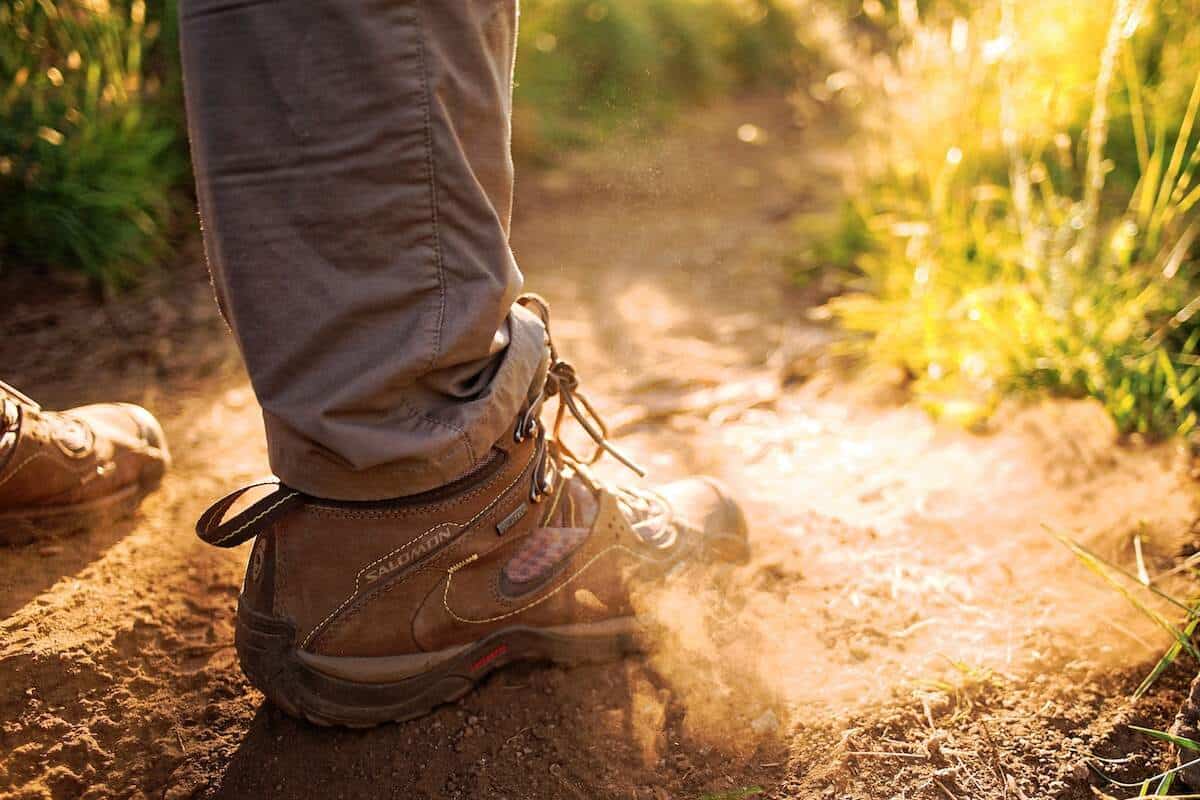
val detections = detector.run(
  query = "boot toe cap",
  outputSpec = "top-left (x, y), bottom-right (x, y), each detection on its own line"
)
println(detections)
top-left (120, 403), bottom-right (171, 483)
top-left (656, 476), bottom-right (749, 562)
top-left (79, 402), bottom-right (171, 484)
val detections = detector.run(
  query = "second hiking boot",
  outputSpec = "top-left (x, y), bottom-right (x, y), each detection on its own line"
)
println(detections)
top-left (0, 381), bottom-right (170, 545)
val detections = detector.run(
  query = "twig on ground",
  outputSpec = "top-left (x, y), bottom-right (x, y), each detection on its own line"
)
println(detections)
top-left (1134, 533), bottom-right (1151, 585)
top-left (933, 777), bottom-right (960, 800)
top-left (845, 750), bottom-right (927, 759)
top-left (1005, 774), bottom-right (1032, 800)
top-left (921, 695), bottom-right (937, 730)
top-left (891, 618), bottom-right (940, 638)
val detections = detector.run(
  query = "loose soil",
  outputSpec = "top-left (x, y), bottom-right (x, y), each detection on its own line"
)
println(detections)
top-left (3, 94), bottom-right (1199, 800)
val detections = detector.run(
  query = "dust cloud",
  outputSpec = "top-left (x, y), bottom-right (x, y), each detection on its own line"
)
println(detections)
top-left (621, 389), bottom-right (1196, 751)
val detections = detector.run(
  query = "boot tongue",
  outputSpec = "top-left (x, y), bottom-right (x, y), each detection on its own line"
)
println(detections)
top-left (539, 473), bottom-right (599, 529)
top-left (539, 471), bottom-right (676, 550)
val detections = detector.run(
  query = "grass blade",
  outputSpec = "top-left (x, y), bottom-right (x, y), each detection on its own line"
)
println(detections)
top-left (1134, 616), bottom-right (1199, 698)
top-left (1130, 726), bottom-right (1200, 752)
top-left (1045, 527), bottom-right (1200, 665)
top-left (1124, 43), bottom-right (1150, 174)
top-left (1151, 66), bottom-right (1200, 245)
top-left (1044, 525), bottom-right (1195, 614)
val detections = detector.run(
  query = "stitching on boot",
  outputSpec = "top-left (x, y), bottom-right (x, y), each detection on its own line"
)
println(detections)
top-left (441, 538), bottom-right (668, 625)
top-left (302, 447), bottom-right (537, 649)
top-left (322, 553), bottom-right (445, 653)
top-left (275, 526), bottom-right (287, 618)
top-left (0, 452), bottom-right (52, 488)
top-left (212, 492), bottom-right (298, 546)
top-left (310, 479), bottom-right (526, 649)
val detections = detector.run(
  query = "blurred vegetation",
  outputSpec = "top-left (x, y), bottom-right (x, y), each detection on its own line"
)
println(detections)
top-left (1, 0), bottom-right (184, 287)
top-left (0, 0), bottom-right (804, 287)
top-left (819, 0), bottom-right (1200, 439)
top-left (513, 0), bottom-right (803, 158)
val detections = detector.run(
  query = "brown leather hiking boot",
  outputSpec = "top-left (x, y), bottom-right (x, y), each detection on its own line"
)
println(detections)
top-left (197, 296), bottom-right (749, 727)
top-left (0, 381), bottom-right (170, 545)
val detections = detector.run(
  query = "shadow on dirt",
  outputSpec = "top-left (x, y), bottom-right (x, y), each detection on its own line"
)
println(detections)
top-left (211, 660), bottom-right (786, 799)
top-left (0, 516), bottom-right (141, 618)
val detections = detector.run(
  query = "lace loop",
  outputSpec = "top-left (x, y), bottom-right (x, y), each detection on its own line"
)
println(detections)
top-left (1, 398), bottom-right (18, 432)
top-left (514, 295), bottom-right (679, 548)
top-left (517, 293), bottom-right (646, 482)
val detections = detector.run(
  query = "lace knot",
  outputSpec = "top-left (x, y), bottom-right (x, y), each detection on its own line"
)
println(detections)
top-left (516, 293), bottom-right (646, 504)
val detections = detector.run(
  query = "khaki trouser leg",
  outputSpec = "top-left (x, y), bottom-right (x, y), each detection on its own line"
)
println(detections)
top-left (179, 0), bottom-right (545, 500)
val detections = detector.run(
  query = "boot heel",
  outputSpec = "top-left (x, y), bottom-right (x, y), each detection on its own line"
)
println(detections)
top-left (234, 597), bottom-right (475, 728)
top-left (234, 599), bottom-right (306, 720)
top-left (234, 600), bottom-right (642, 728)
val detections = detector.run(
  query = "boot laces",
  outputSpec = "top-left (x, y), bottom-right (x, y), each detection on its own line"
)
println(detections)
top-left (0, 396), bottom-right (18, 434)
top-left (0, 380), bottom-right (39, 412)
top-left (0, 381), bottom-right (96, 457)
top-left (516, 294), bottom-right (675, 548)
top-left (0, 381), bottom-right (30, 456)
top-left (0, 399), bottom-right (18, 459)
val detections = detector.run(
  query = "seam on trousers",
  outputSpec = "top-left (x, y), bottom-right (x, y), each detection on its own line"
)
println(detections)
top-left (412, 4), bottom-right (471, 471)
top-left (396, 396), bottom-right (478, 470)
top-left (414, 2), bottom-right (448, 381)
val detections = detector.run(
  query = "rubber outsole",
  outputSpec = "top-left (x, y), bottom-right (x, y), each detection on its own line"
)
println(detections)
top-left (0, 480), bottom-right (156, 546)
top-left (235, 601), bottom-right (646, 728)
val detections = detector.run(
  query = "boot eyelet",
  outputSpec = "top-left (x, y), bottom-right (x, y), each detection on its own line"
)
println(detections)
top-left (529, 463), bottom-right (554, 503)
top-left (515, 414), bottom-right (539, 444)
top-left (515, 409), bottom-right (539, 443)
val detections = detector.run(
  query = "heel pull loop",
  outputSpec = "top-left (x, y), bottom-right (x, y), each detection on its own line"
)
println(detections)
top-left (196, 480), bottom-right (301, 548)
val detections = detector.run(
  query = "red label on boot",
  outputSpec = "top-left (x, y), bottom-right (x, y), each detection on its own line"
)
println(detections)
top-left (471, 644), bottom-right (508, 673)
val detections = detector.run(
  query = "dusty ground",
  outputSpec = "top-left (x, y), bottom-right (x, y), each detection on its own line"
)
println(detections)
top-left (3, 93), bottom-right (1200, 800)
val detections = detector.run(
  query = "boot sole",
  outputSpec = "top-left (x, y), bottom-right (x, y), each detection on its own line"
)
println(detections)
top-left (235, 600), bottom-right (646, 728)
top-left (0, 478), bottom-right (161, 546)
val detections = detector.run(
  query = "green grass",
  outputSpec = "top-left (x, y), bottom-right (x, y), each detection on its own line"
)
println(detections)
top-left (513, 0), bottom-right (802, 159)
top-left (1051, 525), bottom-right (1200, 796)
top-left (0, 0), bottom-right (184, 287)
top-left (2, 0), bottom-right (805, 286)
top-left (820, 0), bottom-right (1200, 439)
top-left (697, 787), bottom-right (766, 800)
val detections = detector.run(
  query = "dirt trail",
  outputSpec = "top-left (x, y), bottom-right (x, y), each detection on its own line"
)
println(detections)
top-left (2, 94), bottom-right (1199, 800)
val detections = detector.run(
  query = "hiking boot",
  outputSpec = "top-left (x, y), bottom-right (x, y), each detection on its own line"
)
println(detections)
top-left (0, 381), bottom-right (171, 545)
top-left (197, 295), bottom-right (749, 727)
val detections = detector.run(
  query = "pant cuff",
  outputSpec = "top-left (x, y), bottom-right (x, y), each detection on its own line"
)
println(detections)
top-left (265, 303), bottom-right (547, 500)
